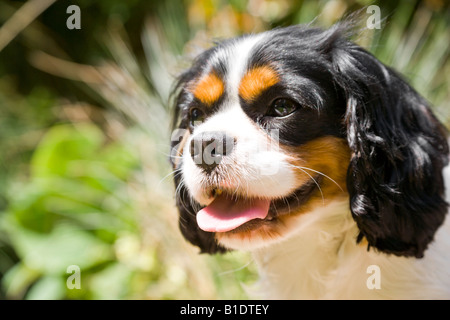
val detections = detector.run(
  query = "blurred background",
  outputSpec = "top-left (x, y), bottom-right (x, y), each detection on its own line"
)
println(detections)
top-left (0, 0), bottom-right (448, 299)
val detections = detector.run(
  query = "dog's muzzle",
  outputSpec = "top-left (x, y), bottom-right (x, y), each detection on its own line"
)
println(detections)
top-left (190, 131), bottom-right (236, 174)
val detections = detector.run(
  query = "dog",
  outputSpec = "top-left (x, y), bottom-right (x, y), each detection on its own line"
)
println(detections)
top-left (169, 20), bottom-right (450, 299)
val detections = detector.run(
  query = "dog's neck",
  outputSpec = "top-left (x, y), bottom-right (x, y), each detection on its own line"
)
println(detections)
top-left (250, 198), bottom-right (359, 299)
top-left (248, 186), bottom-right (450, 299)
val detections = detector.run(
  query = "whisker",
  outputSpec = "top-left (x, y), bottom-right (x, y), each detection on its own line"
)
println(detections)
top-left (176, 178), bottom-right (196, 216)
top-left (290, 165), bottom-right (344, 192)
top-left (155, 142), bottom-right (185, 159)
top-left (158, 168), bottom-right (181, 187)
top-left (290, 191), bottom-right (301, 213)
top-left (167, 154), bottom-right (183, 159)
top-left (291, 166), bottom-right (325, 205)
top-left (273, 201), bottom-right (280, 217)
top-left (283, 196), bottom-right (291, 214)
top-left (218, 258), bottom-right (255, 276)
top-left (190, 197), bottom-right (202, 214)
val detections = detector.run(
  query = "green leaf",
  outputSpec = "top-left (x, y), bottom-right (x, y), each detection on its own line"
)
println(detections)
top-left (31, 123), bottom-right (104, 179)
top-left (26, 275), bottom-right (66, 300)
top-left (9, 223), bottom-right (113, 275)
top-left (89, 262), bottom-right (133, 299)
top-left (2, 262), bottom-right (40, 299)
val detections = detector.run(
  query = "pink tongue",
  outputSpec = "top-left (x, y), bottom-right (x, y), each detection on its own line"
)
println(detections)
top-left (197, 194), bottom-right (271, 232)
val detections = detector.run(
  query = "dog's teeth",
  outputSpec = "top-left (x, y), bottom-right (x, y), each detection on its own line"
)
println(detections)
top-left (216, 188), bottom-right (223, 196)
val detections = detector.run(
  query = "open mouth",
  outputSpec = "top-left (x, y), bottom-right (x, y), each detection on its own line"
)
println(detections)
top-left (196, 175), bottom-right (322, 233)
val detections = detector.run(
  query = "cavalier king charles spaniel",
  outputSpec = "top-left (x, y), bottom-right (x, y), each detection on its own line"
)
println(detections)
top-left (169, 20), bottom-right (450, 299)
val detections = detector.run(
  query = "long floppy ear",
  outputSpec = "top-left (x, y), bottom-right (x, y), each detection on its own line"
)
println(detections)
top-left (170, 71), bottom-right (227, 254)
top-left (328, 29), bottom-right (449, 258)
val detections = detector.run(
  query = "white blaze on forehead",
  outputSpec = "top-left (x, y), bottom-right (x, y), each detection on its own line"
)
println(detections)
top-left (213, 33), bottom-right (267, 105)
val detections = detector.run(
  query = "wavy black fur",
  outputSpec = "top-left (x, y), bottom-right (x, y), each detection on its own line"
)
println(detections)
top-left (323, 23), bottom-right (449, 258)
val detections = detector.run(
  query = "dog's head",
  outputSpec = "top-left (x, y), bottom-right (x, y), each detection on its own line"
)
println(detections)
top-left (170, 22), bottom-right (449, 258)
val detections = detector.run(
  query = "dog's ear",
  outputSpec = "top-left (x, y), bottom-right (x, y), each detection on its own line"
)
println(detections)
top-left (326, 27), bottom-right (449, 258)
top-left (170, 75), bottom-right (227, 255)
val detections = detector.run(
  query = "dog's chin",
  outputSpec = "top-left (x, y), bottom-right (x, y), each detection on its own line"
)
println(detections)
top-left (195, 176), bottom-right (323, 251)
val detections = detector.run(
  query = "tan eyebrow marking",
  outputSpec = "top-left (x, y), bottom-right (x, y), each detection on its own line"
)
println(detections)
top-left (239, 66), bottom-right (279, 102)
top-left (191, 72), bottom-right (224, 105)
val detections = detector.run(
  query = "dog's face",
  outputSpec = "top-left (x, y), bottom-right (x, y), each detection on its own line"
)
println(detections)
top-left (171, 24), bottom-right (449, 257)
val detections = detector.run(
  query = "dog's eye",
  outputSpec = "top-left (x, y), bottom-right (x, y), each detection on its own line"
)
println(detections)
top-left (268, 98), bottom-right (298, 117)
top-left (189, 108), bottom-right (205, 127)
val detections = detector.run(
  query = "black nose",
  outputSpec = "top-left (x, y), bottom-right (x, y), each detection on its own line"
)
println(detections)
top-left (190, 131), bottom-right (235, 173)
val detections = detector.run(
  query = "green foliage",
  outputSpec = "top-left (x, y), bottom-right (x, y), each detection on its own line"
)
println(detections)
top-left (1, 123), bottom-right (139, 299)
top-left (0, 0), bottom-right (448, 300)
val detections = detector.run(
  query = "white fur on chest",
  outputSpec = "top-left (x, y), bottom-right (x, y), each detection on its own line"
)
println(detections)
top-left (248, 166), bottom-right (450, 299)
